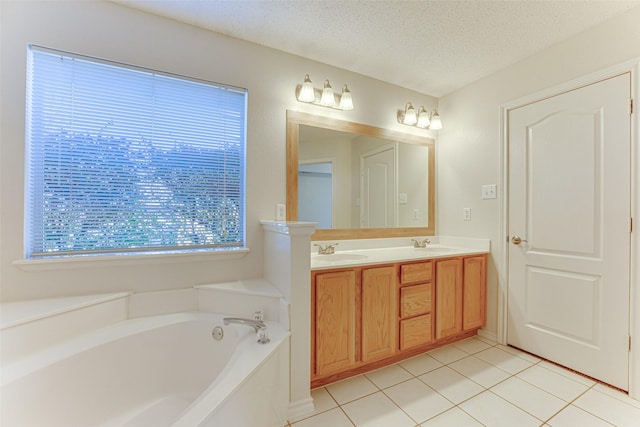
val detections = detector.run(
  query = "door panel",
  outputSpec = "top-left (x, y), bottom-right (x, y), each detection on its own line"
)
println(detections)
top-left (508, 74), bottom-right (631, 390)
top-left (361, 146), bottom-right (396, 228)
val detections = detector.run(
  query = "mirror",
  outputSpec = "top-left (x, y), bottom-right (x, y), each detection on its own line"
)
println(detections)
top-left (287, 110), bottom-right (435, 240)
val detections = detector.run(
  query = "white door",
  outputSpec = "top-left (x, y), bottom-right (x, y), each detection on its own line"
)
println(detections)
top-left (507, 73), bottom-right (631, 390)
top-left (361, 146), bottom-right (396, 228)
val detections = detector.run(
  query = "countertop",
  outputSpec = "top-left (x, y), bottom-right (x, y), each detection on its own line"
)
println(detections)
top-left (310, 236), bottom-right (490, 270)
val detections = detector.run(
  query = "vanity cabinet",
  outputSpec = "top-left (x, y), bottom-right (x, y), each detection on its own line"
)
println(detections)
top-left (361, 266), bottom-right (398, 363)
top-left (311, 254), bottom-right (487, 387)
top-left (399, 261), bottom-right (434, 350)
top-left (312, 269), bottom-right (358, 377)
top-left (312, 265), bottom-right (397, 379)
top-left (435, 258), bottom-right (463, 339)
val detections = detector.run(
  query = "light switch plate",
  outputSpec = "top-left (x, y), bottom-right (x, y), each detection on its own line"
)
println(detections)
top-left (482, 184), bottom-right (497, 199)
top-left (463, 207), bottom-right (471, 221)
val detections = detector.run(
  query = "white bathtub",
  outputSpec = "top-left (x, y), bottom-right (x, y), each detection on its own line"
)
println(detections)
top-left (0, 312), bottom-right (290, 427)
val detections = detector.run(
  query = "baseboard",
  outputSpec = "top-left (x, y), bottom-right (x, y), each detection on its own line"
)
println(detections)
top-left (477, 329), bottom-right (498, 344)
top-left (288, 397), bottom-right (315, 422)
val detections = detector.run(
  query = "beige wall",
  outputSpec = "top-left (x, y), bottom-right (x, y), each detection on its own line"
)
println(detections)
top-left (0, 0), bottom-right (437, 301)
top-left (437, 6), bottom-right (640, 339)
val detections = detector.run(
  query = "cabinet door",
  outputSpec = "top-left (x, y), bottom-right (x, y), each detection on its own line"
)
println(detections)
top-left (463, 255), bottom-right (487, 330)
top-left (361, 266), bottom-right (397, 363)
top-left (314, 270), bottom-right (357, 377)
top-left (435, 258), bottom-right (463, 339)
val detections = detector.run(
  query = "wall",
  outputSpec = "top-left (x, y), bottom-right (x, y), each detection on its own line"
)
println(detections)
top-left (437, 6), bottom-right (640, 339)
top-left (0, 0), bottom-right (438, 302)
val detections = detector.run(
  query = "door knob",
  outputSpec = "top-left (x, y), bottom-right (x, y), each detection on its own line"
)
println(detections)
top-left (511, 235), bottom-right (528, 245)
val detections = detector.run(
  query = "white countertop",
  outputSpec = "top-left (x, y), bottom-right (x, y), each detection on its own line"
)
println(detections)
top-left (310, 236), bottom-right (490, 270)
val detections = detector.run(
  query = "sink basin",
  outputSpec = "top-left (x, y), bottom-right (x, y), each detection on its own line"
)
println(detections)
top-left (412, 246), bottom-right (456, 253)
top-left (312, 253), bottom-right (369, 262)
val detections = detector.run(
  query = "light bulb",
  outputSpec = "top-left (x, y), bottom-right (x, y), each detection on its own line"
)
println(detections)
top-left (339, 85), bottom-right (353, 110)
top-left (416, 106), bottom-right (430, 128)
top-left (298, 74), bottom-right (315, 102)
top-left (429, 110), bottom-right (442, 130)
top-left (320, 80), bottom-right (335, 106)
top-left (402, 102), bottom-right (417, 125)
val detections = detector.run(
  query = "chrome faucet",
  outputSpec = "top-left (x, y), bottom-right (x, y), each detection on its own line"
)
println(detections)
top-left (223, 317), bottom-right (270, 344)
top-left (314, 243), bottom-right (338, 255)
top-left (412, 238), bottom-right (431, 248)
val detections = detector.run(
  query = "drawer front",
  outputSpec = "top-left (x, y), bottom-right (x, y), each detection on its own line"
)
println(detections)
top-left (400, 314), bottom-right (432, 350)
top-left (400, 261), bottom-right (433, 284)
top-left (400, 283), bottom-right (432, 318)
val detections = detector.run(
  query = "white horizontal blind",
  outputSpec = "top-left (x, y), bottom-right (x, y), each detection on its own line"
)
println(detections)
top-left (25, 46), bottom-right (247, 258)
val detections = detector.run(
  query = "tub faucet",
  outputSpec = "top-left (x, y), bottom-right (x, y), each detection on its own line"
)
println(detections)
top-left (412, 238), bottom-right (431, 248)
top-left (223, 317), bottom-right (270, 344)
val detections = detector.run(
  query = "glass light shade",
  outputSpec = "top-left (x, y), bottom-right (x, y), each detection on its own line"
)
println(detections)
top-left (429, 110), bottom-right (442, 130)
top-left (320, 80), bottom-right (335, 106)
top-left (402, 102), bottom-right (417, 125)
top-left (298, 74), bottom-right (315, 102)
top-left (339, 85), bottom-right (353, 110)
top-left (416, 107), bottom-right (430, 128)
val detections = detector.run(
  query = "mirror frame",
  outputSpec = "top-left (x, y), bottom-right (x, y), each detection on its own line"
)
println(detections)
top-left (287, 110), bottom-right (435, 240)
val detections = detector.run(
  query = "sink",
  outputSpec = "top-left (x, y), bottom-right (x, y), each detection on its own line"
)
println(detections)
top-left (312, 253), bottom-right (369, 262)
top-left (412, 246), bottom-right (456, 253)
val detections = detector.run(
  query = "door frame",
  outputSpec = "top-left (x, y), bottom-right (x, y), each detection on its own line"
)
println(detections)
top-left (498, 58), bottom-right (640, 399)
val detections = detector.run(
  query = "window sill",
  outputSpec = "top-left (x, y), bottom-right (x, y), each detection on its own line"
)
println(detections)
top-left (13, 248), bottom-right (250, 271)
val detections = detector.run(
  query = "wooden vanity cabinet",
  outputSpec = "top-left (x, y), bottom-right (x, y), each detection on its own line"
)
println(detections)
top-left (435, 255), bottom-right (487, 339)
top-left (311, 253), bottom-right (487, 387)
top-left (361, 266), bottom-right (398, 363)
top-left (312, 269), bottom-right (358, 377)
top-left (434, 258), bottom-right (463, 339)
top-left (312, 265), bottom-right (397, 379)
top-left (398, 261), bottom-right (434, 350)
top-left (463, 255), bottom-right (487, 330)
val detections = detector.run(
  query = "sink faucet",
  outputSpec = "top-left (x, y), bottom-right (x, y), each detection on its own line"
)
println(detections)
top-left (314, 243), bottom-right (338, 255)
top-left (412, 238), bottom-right (431, 248)
top-left (223, 317), bottom-right (270, 344)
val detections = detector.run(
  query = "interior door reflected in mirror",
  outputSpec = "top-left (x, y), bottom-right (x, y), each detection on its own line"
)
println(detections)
top-left (287, 110), bottom-right (435, 241)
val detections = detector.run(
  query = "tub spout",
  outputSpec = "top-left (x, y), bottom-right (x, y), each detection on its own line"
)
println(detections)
top-left (223, 317), bottom-right (270, 344)
top-left (223, 317), bottom-right (266, 332)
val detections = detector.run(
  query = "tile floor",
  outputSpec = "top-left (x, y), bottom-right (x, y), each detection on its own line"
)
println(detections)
top-left (286, 336), bottom-right (640, 427)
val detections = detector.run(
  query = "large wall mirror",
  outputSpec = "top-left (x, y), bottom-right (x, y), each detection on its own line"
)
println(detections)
top-left (287, 110), bottom-right (435, 240)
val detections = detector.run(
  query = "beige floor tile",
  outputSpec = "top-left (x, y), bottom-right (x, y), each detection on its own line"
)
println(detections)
top-left (547, 405), bottom-right (614, 427)
top-left (517, 364), bottom-right (591, 402)
top-left (419, 366), bottom-right (484, 404)
top-left (428, 344), bottom-right (468, 364)
top-left (491, 376), bottom-right (566, 421)
top-left (326, 375), bottom-right (378, 405)
top-left (453, 337), bottom-right (493, 354)
top-left (459, 391), bottom-right (541, 427)
top-left (341, 391), bottom-right (415, 427)
top-left (420, 407), bottom-right (483, 426)
top-left (364, 363), bottom-right (413, 389)
top-left (449, 355), bottom-right (511, 388)
top-left (385, 378), bottom-right (453, 424)
top-left (398, 353), bottom-right (443, 376)
top-left (475, 346), bottom-right (534, 374)
top-left (573, 388), bottom-right (640, 426)
top-left (291, 407), bottom-right (354, 427)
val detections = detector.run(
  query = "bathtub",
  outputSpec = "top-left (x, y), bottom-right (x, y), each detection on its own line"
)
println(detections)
top-left (1, 312), bottom-right (290, 427)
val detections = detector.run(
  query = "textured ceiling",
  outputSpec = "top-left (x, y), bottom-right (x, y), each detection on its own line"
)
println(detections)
top-left (117, 0), bottom-right (640, 97)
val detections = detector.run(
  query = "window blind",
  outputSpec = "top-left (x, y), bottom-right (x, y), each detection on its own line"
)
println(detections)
top-left (25, 46), bottom-right (247, 258)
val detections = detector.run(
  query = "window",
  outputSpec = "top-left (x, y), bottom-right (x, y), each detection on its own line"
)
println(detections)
top-left (25, 46), bottom-right (247, 258)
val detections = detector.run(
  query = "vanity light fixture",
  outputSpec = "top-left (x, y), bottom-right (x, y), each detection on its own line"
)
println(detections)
top-left (296, 74), bottom-right (354, 110)
top-left (397, 102), bottom-right (442, 130)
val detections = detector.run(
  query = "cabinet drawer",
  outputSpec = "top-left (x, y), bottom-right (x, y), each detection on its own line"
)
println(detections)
top-left (400, 314), bottom-right (432, 350)
top-left (400, 261), bottom-right (433, 284)
top-left (400, 283), bottom-right (432, 318)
